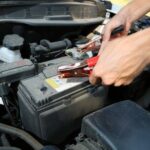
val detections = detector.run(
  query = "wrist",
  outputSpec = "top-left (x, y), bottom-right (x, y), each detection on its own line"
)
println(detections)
top-left (142, 28), bottom-right (150, 65)
top-left (127, 28), bottom-right (150, 66)
top-left (137, 28), bottom-right (150, 65)
top-left (120, 0), bottom-right (150, 24)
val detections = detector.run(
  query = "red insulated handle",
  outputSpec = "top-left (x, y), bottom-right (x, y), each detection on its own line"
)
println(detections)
top-left (86, 55), bottom-right (99, 67)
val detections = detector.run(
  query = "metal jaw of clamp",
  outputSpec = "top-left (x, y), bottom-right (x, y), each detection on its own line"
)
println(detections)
top-left (58, 56), bottom-right (99, 78)
top-left (77, 25), bottom-right (124, 53)
top-left (77, 35), bottom-right (101, 53)
top-left (76, 13), bottom-right (110, 53)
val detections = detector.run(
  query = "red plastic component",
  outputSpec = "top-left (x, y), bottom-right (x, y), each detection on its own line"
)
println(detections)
top-left (86, 55), bottom-right (99, 67)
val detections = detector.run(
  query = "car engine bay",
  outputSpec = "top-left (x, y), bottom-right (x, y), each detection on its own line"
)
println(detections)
top-left (0, 0), bottom-right (150, 150)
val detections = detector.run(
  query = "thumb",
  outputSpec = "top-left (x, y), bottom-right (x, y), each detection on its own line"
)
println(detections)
top-left (102, 26), bottom-right (111, 42)
top-left (99, 25), bottom-right (112, 54)
top-left (123, 22), bottom-right (131, 35)
top-left (99, 40), bottom-right (107, 55)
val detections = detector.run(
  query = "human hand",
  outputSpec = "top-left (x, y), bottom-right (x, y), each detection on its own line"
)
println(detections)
top-left (100, 0), bottom-right (150, 54)
top-left (99, 12), bottom-right (131, 54)
top-left (90, 28), bottom-right (150, 86)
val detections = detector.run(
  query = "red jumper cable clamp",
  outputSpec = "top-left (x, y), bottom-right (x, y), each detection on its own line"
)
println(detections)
top-left (58, 56), bottom-right (99, 78)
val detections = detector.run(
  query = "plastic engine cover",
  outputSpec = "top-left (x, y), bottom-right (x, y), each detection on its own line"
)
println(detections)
top-left (82, 100), bottom-right (150, 150)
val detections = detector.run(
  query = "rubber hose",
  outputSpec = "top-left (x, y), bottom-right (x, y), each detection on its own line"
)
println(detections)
top-left (0, 123), bottom-right (43, 150)
top-left (0, 147), bottom-right (21, 150)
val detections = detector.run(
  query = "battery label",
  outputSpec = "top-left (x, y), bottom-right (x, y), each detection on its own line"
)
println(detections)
top-left (0, 97), bottom-right (3, 105)
top-left (45, 76), bottom-right (87, 92)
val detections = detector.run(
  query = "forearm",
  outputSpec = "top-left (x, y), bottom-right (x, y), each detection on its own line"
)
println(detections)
top-left (142, 28), bottom-right (150, 65)
top-left (129, 27), bottom-right (150, 65)
top-left (90, 27), bottom-right (150, 86)
top-left (119, 0), bottom-right (150, 23)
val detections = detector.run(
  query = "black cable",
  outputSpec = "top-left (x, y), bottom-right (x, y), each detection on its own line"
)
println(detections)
top-left (1, 134), bottom-right (10, 146)
top-left (2, 96), bottom-right (15, 126)
top-left (5, 95), bottom-right (20, 122)
top-left (0, 123), bottom-right (43, 150)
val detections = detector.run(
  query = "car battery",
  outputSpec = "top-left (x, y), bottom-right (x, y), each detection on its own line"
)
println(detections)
top-left (17, 56), bottom-right (108, 144)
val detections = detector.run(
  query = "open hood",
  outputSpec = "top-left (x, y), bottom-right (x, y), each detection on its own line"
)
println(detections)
top-left (0, 0), bottom-right (106, 26)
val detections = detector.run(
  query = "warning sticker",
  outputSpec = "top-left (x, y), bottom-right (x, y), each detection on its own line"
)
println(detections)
top-left (0, 97), bottom-right (3, 105)
top-left (45, 76), bottom-right (87, 92)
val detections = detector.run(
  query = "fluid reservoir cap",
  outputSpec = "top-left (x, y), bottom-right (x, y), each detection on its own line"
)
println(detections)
top-left (3, 34), bottom-right (24, 50)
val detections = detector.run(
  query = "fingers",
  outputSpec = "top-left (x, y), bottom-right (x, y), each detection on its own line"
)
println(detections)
top-left (90, 73), bottom-right (133, 87)
top-left (99, 23), bottom-right (125, 54)
top-left (124, 22), bottom-right (131, 35)
top-left (98, 24), bottom-right (112, 54)
top-left (89, 68), bottom-right (102, 85)
top-left (89, 73), bottom-right (116, 86)
top-left (89, 75), bottom-right (101, 85)
top-left (89, 64), bottom-right (134, 87)
top-left (102, 23), bottom-right (112, 42)
top-left (114, 79), bottom-right (133, 87)
top-left (89, 66), bottom-right (117, 86)
top-left (99, 41), bottom-right (107, 55)
top-left (89, 73), bottom-right (98, 85)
